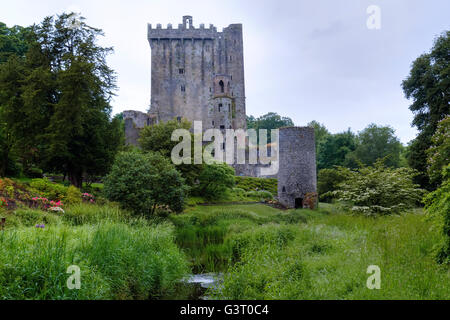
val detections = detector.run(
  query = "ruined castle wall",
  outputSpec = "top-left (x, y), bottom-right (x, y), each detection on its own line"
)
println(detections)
top-left (277, 127), bottom-right (317, 208)
top-left (123, 110), bottom-right (151, 145)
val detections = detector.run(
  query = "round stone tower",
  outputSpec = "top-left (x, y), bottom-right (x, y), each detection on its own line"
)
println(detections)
top-left (277, 127), bottom-right (317, 209)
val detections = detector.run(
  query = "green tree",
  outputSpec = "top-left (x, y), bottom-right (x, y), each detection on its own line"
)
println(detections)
top-left (40, 14), bottom-right (119, 187)
top-left (352, 124), bottom-right (403, 168)
top-left (0, 56), bottom-right (25, 176)
top-left (402, 31), bottom-right (450, 189)
top-left (317, 167), bottom-right (351, 203)
top-left (104, 151), bottom-right (188, 215)
top-left (246, 112), bottom-right (294, 143)
top-left (246, 115), bottom-right (256, 129)
top-left (194, 163), bottom-right (235, 200)
top-left (139, 118), bottom-right (192, 157)
top-left (139, 118), bottom-right (203, 186)
top-left (426, 116), bottom-right (450, 185)
top-left (0, 22), bottom-right (30, 63)
top-left (307, 120), bottom-right (330, 153)
top-left (317, 130), bottom-right (357, 170)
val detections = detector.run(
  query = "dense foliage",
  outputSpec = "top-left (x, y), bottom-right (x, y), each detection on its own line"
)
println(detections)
top-left (139, 118), bottom-right (203, 186)
top-left (424, 165), bottom-right (450, 264)
top-left (235, 176), bottom-right (278, 195)
top-left (317, 130), bottom-right (357, 169)
top-left (352, 124), bottom-right (403, 168)
top-left (247, 112), bottom-right (294, 143)
top-left (402, 31), bottom-right (450, 189)
top-left (327, 161), bottom-right (424, 215)
top-left (103, 151), bottom-right (188, 215)
top-left (0, 15), bottom-right (122, 186)
top-left (194, 163), bottom-right (235, 200)
top-left (317, 167), bottom-right (351, 202)
top-left (426, 116), bottom-right (450, 186)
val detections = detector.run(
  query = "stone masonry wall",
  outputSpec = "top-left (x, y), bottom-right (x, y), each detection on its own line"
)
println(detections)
top-left (277, 127), bottom-right (317, 208)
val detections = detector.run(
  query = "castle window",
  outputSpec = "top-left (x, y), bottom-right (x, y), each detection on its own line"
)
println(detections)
top-left (220, 125), bottom-right (225, 130)
top-left (212, 121), bottom-right (215, 126)
top-left (177, 116), bottom-right (182, 123)
top-left (210, 87), bottom-right (212, 92)
top-left (218, 103), bottom-right (222, 112)
top-left (282, 186), bottom-right (286, 193)
top-left (222, 142), bottom-right (226, 150)
top-left (230, 75), bottom-right (233, 80)
top-left (181, 85), bottom-right (185, 92)
top-left (228, 104), bottom-right (231, 112)
top-left (147, 118), bottom-right (150, 126)
top-left (219, 80), bottom-right (224, 93)
top-left (229, 56), bottom-right (232, 62)
top-left (179, 68), bottom-right (184, 74)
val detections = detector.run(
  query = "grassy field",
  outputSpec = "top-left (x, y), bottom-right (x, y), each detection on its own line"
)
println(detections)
top-left (1, 199), bottom-right (448, 300)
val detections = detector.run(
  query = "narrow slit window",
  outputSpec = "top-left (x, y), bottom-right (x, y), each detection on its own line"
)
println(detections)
top-left (181, 85), bottom-right (185, 92)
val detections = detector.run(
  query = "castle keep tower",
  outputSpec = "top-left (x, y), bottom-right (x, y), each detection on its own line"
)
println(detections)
top-left (277, 127), bottom-right (317, 208)
top-left (147, 16), bottom-right (246, 131)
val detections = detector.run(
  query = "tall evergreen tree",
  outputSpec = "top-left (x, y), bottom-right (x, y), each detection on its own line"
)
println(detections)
top-left (0, 14), bottom-right (121, 186)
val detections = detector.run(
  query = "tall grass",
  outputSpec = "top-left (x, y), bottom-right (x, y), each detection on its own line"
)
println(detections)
top-left (83, 222), bottom-right (189, 299)
top-left (213, 209), bottom-right (450, 300)
top-left (169, 205), bottom-right (310, 272)
top-left (0, 212), bottom-right (188, 299)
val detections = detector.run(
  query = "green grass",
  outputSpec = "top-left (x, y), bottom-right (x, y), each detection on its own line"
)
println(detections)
top-left (1, 192), bottom-right (448, 300)
top-left (169, 203), bottom-right (449, 300)
top-left (0, 205), bottom-right (188, 300)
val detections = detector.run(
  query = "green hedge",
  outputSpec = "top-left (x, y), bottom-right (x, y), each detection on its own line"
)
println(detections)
top-left (235, 176), bottom-right (277, 195)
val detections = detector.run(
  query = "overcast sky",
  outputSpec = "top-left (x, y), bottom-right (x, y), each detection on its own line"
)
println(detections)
top-left (2, 0), bottom-right (449, 143)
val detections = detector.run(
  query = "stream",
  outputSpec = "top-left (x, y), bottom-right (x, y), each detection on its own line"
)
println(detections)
top-left (163, 273), bottom-right (223, 300)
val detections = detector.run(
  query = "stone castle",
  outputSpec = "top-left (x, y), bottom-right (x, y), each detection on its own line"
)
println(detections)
top-left (124, 16), bottom-right (317, 208)
top-left (124, 15), bottom-right (246, 144)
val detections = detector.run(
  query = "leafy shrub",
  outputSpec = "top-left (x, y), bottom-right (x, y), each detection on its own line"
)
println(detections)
top-left (66, 185), bottom-right (82, 205)
top-left (24, 167), bottom-right (43, 178)
top-left (327, 160), bottom-right (424, 216)
top-left (235, 176), bottom-right (277, 195)
top-left (317, 167), bottom-right (351, 202)
top-left (194, 163), bottom-right (235, 200)
top-left (427, 116), bottom-right (450, 186)
top-left (424, 164), bottom-right (450, 264)
top-left (104, 151), bottom-right (188, 216)
top-left (245, 190), bottom-right (273, 201)
top-left (29, 178), bottom-right (67, 200)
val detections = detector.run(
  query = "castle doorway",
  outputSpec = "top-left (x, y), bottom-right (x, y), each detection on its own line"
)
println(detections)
top-left (295, 198), bottom-right (303, 209)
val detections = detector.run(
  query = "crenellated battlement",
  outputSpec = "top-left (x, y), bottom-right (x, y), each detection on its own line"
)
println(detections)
top-left (148, 16), bottom-right (241, 40)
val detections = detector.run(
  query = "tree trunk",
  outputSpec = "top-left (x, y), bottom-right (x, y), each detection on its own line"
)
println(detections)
top-left (68, 169), bottom-right (83, 188)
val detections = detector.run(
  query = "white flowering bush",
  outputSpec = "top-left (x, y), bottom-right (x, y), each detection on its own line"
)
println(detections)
top-left (327, 160), bottom-right (425, 216)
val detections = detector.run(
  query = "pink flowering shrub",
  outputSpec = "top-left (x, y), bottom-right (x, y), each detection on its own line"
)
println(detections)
top-left (31, 197), bottom-right (64, 212)
top-left (82, 193), bottom-right (95, 203)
